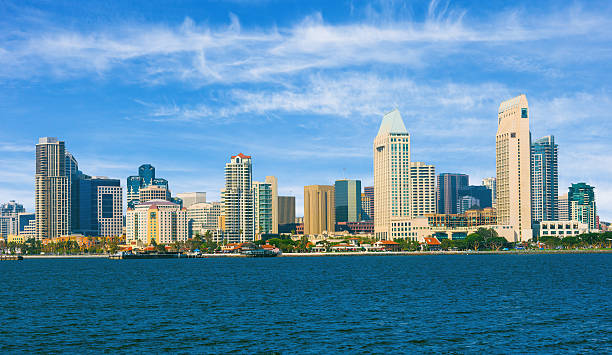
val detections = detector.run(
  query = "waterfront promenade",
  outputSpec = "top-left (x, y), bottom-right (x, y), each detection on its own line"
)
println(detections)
top-left (16, 249), bottom-right (612, 259)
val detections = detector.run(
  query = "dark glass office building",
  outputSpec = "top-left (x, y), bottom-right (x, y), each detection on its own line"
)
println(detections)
top-left (335, 180), bottom-right (362, 223)
top-left (437, 173), bottom-right (469, 214)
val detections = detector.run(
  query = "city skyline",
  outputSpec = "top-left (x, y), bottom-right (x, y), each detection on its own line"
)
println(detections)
top-left (1, 1), bottom-right (611, 220)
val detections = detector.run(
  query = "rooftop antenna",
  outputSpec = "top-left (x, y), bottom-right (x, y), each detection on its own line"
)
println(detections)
top-left (343, 168), bottom-right (347, 180)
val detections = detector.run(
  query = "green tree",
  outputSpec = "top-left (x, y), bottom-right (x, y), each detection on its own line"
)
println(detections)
top-left (466, 233), bottom-right (484, 251)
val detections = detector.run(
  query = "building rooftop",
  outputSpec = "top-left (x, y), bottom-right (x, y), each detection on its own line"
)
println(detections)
top-left (137, 199), bottom-right (178, 207)
top-left (377, 109), bottom-right (408, 136)
top-left (232, 153), bottom-right (251, 159)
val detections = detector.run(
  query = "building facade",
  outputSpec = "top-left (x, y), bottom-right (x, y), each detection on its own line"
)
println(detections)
top-left (568, 183), bottom-right (597, 230)
top-left (139, 185), bottom-right (171, 203)
top-left (496, 94), bottom-right (532, 241)
top-left (176, 192), bottom-right (206, 209)
top-left (482, 177), bottom-right (497, 209)
top-left (558, 193), bottom-right (570, 221)
top-left (222, 153), bottom-right (254, 243)
top-left (363, 186), bottom-right (374, 221)
top-left (278, 196), bottom-right (296, 226)
top-left (304, 185), bottom-right (335, 235)
top-left (458, 185), bottom-right (492, 211)
top-left (253, 181), bottom-right (273, 236)
top-left (334, 179), bottom-right (362, 223)
top-left (539, 221), bottom-right (589, 239)
top-left (373, 109), bottom-right (411, 240)
top-left (437, 173), bottom-right (469, 215)
top-left (126, 164), bottom-right (171, 208)
top-left (35, 137), bottom-right (71, 239)
top-left (410, 162), bottom-right (436, 218)
top-left (72, 174), bottom-right (123, 237)
top-left (265, 176), bottom-right (279, 234)
top-left (1, 200), bottom-right (25, 216)
top-left (361, 193), bottom-right (372, 220)
top-left (186, 202), bottom-right (222, 240)
top-left (126, 200), bottom-right (187, 245)
top-left (531, 136), bottom-right (559, 224)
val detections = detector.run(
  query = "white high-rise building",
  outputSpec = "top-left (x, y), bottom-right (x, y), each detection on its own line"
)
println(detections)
top-left (410, 162), bottom-right (436, 217)
top-left (265, 176), bottom-right (278, 234)
top-left (35, 137), bottom-right (71, 239)
top-left (176, 192), bottom-right (206, 209)
top-left (221, 153), bottom-right (254, 243)
top-left (97, 185), bottom-right (123, 237)
top-left (482, 177), bottom-right (497, 209)
top-left (253, 181), bottom-right (273, 237)
top-left (496, 95), bottom-right (532, 241)
top-left (187, 202), bottom-right (222, 240)
top-left (558, 193), bottom-right (570, 221)
top-left (374, 109), bottom-right (411, 240)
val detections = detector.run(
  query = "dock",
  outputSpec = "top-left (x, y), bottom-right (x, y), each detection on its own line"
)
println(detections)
top-left (0, 255), bottom-right (23, 261)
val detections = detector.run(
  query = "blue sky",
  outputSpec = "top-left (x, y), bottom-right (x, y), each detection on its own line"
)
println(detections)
top-left (1, 0), bottom-right (611, 219)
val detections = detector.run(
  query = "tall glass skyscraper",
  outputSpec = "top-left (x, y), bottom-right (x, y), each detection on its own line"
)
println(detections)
top-left (334, 179), bottom-right (362, 223)
top-left (127, 164), bottom-right (170, 208)
top-left (437, 173), bottom-right (469, 214)
top-left (531, 136), bottom-right (558, 224)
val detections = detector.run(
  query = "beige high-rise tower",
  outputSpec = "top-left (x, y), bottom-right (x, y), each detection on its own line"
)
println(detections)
top-left (265, 176), bottom-right (278, 234)
top-left (374, 109), bottom-right (411, 240)
top-left (304, 185), bottom-right (335, 235)
top-left (35, 137), bottom-right (71, 239)
top-left (410, 162), bottom-right (436, 217)
top-left (496, 94), bottom-right (532, 241)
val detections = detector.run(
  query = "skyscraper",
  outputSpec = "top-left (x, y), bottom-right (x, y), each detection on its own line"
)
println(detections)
top-left (558, 193), bottom-right (569, 221)
top-left (569, 183), bottom-right (597, 230)
top-left (222, 153), bottom-right (254, 243)
top-left (334, 179), bottom-right (362, 223)
top-left (531, 136), bottom-right (558, 224)
top-left (265, 176), bottom-right (279, 234)
top-left (410, 162), bottom-right (436, 217)
top-left (35, 137), bottom-right (70, 239)
top-left (304, 185), bottom-right (335, 235)
top-left (361, 193), bottom-right (372, 220)
top-left (72, 174), bottom-right (123, 237)
top-left (127, 164), bottom-right (172, 208)
top-left (496, 94), bottom-right (532, 241)
top-left (363, 186), bottom-right (374, 221)
top-left (458, 185), bottom-right (493, 210)
top-left (482, 177), bottom-right (497, 208)
top-left (253, 181), bottom-right (273, 236)
top-left (278, 196), bottom-right (296, 225)
top-left (437, 173), bottom-right (469, 214)
top-left (373, 109), bottom-right (410, 240)
top-left (0, 200), bottom-right (25, 216)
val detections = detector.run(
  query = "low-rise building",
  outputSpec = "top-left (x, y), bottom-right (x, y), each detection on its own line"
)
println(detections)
top-left (539, 220), bottom-right (589, 238)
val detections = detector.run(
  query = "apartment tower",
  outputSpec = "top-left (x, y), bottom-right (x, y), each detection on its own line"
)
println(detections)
top-left (265, 176), bottom-right (279, 234)
top-left (221, 153), bottom-right (254, 243)
top-left (531, 136), bottom-right (558, 224)
top-left (35, 137), bottom-right (71, 239)
top-left (410, 162), bottom-right (436, 217)
top-left (496, 94), bottom-right (532, 241)
top-left (373, 109), bottom-right (411, 240)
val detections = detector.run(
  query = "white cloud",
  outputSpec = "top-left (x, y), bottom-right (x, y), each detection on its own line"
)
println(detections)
top-left (1, 3), bottom-right (610, 83)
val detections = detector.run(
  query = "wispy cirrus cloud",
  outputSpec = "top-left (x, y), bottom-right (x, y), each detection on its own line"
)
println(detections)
top-left (0, 3), bottom-right (610, 84)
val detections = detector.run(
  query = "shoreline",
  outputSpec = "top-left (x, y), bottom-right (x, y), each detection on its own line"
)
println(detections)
top-left (15, 249), bottom-right (612, 259)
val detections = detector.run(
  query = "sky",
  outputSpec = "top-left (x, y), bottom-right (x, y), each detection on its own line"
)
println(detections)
top-left (1, 0), bottom-right (611, 219)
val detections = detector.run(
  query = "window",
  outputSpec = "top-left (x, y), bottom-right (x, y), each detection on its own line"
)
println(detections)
top-left (521, 108), bottom-right (528, 118)
top-left (511, 133), bottom-right (516, 138)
